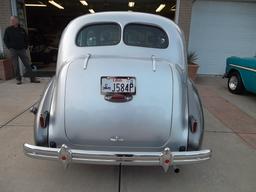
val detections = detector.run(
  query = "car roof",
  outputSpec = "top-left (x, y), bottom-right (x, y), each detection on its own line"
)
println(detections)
top-left (57, 12), bottom-right (186, 71)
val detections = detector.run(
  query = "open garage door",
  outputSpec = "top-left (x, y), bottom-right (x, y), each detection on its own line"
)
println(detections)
top-left (189, 0), bottom-right (256, 75)
top-left (25, 0), bottom-right (176, 68)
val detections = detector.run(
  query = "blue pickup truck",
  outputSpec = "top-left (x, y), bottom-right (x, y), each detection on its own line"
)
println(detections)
top-left (225, 56), bottom-right (256, 94)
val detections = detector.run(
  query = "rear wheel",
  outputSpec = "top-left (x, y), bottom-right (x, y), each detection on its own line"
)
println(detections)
top-left (228, 71), bottom-right (244, 94)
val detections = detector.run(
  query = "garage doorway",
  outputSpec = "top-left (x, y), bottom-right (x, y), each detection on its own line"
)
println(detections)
top-left (24, 0), bottom-right (177, 69)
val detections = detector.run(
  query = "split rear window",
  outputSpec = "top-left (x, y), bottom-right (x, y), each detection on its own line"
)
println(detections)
top-left (76, 23), bottom-right (168, 49)
top-left (76, 23), bottom-right (121, 47)
top-left (124, 24), bottom-right (168, 49)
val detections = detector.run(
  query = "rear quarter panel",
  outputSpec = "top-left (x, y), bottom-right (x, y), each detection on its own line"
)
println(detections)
top-left (187, 80), bottom-right (204, 150)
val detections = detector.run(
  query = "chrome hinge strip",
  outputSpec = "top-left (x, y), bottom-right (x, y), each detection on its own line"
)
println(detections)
top-left (151, 55), bottom-right (156, 72)
top-left (83, 54), bottom-right (91, 70)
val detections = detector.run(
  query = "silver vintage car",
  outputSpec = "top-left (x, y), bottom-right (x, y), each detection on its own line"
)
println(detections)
top-left (24, 12), bottom-right (211, 172)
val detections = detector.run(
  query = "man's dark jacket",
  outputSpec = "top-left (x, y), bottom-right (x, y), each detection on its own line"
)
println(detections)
top-left (3, 25), bottom-right (28, 50)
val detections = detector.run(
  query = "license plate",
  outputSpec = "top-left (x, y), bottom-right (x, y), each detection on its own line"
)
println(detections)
top-left (101, 77), bottom-right (136, 94)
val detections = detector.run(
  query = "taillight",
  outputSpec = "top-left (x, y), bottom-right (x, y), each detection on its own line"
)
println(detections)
top-left (189, 116), bottom-right (198, 133)
top-left (191, 121), bottom-right (198, 133)
top-left (39, 111), bottom-right (49, 128)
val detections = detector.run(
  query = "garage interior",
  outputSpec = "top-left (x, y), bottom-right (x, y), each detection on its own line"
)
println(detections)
top-left (24, 0), bottom-right (176, 68)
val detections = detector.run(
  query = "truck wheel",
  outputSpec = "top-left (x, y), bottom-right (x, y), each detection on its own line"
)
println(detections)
top-left (228, 71), bottom-right (244, 94)
top-left (31, 64), bottom-right (37, 71)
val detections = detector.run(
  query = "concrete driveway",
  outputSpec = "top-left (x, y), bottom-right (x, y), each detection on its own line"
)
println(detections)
top-left (0, 76), bottom-right (255, 192)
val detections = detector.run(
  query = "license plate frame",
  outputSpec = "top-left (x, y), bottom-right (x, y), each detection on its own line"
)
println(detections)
top-left (101, 76), bottom-right (136, 95)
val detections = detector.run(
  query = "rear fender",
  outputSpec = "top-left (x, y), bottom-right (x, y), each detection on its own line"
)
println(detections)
top-left (34, 77), bottom-right (55, 146)
top-left (187, 80), bottom-right (204, 150)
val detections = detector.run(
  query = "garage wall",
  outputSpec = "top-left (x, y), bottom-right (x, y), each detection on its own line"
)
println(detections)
top-left (189, 0), bottom-right (256, 75)
top-left (177, 0), bottom-right (193, 46)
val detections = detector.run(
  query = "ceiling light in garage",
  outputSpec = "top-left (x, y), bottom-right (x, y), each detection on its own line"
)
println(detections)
top-left (89, 9), bottom-right (95, 13)
top-left (80, 1), bottom-right (88, 6)
top-left (25, 3), bottom-right (47, 7)
top-left (171, 5), bottom-right (176, 12)
top-left (48, 1), bottom-right (64, 9)
top-left (156, 4), bottom-right (166, 12)
top-left (128, 2), bottom-right (135, 7)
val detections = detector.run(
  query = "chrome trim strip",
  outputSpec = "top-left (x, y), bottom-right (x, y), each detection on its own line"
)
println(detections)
top-left (229, 64), bottom-right (256, 73)
top-left (24, 143), bottom-right (211, 172)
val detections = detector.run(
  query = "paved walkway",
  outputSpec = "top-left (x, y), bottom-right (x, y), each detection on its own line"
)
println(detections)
top-left (196, 76), bottom-right (256, 150)
top-left (198, 85), bottom-right (256, 149)
top-left (0, 78), bottom-right (49, 127)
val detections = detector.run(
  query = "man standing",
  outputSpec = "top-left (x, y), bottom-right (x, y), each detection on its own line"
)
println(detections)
top-left (3, 16), bottom-right (39, 84)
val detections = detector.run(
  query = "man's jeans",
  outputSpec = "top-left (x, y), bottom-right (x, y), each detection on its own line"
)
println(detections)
top-left (9, 48), bottom-right (33, 81)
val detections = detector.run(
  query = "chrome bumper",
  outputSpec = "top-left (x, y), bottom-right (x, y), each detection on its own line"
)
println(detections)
top-left (23, 143), bottom-right (211, 172)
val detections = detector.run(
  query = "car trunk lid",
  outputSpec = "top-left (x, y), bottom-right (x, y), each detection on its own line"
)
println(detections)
top-left (64, 56), bottom-right (173, 148)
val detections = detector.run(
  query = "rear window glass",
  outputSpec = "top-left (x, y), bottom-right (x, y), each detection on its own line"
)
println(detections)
top-left (76, 23), bottom-right (121, 47)
top-left (124, 24), bottom-right (168, 49)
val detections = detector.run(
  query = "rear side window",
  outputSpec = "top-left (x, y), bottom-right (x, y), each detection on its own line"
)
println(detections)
top-left (124, 24), bottom-right (169, 49)
top-left (76, 23), bottom-right (121, 47)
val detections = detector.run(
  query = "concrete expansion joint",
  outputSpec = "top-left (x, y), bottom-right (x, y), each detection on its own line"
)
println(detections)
top-left (0, 101), bottom-right (38, 129)
top-left (205, 130), bottom-right (234, 134)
